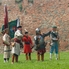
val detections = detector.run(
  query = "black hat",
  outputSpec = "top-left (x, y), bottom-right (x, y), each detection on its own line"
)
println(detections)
top-left (17, 26), bottom-right (22, 28)
top-left (25, 32), bottom-right (28, 34)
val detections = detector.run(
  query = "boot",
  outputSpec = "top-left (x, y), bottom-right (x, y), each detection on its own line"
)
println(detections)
top-left (41, 54), bottom-right (44, 61)
top-left (55, 54), bottom-right (58, 60)
top-left (26, 54), bottom-right (28, 60)
top-left (29, 53), bottom-right (31, 60)
top-left (50, 53), bottom-right (52, 60)
top-left (37, 53), bottom-right (40, 61)
top-left (16, 55), bottom-right (18, 62)
top-left (12, 54), bottom-right (14, 63)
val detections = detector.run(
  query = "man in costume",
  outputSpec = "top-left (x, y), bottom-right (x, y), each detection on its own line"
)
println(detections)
top-left (3, 28), bottom-right (11, 63)
top-left (22, 29), bottom-right (33, 60)
top-left (49, 26), bottom-right (59, 60)
top-left (34, 28), bottom-right (50, 61)
top-left (11, 26), bottom-right (23, 64)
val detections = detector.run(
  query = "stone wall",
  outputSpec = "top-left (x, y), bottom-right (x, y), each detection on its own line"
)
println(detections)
top-left (0, 0), bottom-right (69, 53)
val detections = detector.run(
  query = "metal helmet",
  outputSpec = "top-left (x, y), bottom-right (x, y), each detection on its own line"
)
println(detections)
top-left (35, 28), bottom-right (40, 35)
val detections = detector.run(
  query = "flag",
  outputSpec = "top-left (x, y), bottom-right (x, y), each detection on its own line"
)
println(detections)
top-left (9, 20), bottom-right (17, 38)
top-left (4, 4), bottom-right (8, 29)
top-left (17, 17), bottom-right (20, 27)
top-left (2, 20), bottom-right (17, 38)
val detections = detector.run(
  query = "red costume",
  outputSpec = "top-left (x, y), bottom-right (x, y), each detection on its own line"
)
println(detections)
top-left (22, 35), bottom-right (33, 53)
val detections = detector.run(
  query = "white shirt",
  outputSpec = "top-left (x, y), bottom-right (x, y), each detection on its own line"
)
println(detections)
top-left (3, 33), bottom-right (10, 45)
top-left (14, 29), bottom-right (23, 38)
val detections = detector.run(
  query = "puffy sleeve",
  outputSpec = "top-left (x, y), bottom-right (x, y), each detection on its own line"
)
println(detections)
top-left (3, 34), bottom-right (10, 45)
top-left (14, 30), bottom-right (23, 37)
top-left (34, 36), bottom-right (39, 45)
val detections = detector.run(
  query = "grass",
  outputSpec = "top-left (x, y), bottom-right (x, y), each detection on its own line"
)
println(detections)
top-left (0, 52), bottom-right (69, 69)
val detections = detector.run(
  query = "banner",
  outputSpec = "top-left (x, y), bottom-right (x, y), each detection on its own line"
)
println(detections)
top-left (4, 4), bottom-right (8, 29)
top-left (2, 20), bottom-right (17, 38)
top-left (17, 17), bottom-right (20, 27)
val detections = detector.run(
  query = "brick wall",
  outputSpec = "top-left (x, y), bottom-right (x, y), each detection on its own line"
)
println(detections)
top-left (0, 0), bottom-right (69, 53)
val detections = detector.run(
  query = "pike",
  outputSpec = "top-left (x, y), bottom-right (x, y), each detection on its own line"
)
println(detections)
top-left (56, 28), bottom-right (60, 60)
top-left (4, 4), bottom-right (8, 29)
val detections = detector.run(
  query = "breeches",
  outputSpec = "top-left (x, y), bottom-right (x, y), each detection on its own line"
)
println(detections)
top-left (50, 42), bottom-right (58, 54)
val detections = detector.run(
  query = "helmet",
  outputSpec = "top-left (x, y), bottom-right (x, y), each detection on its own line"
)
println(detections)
top-left (35, 28), bottom-right (40, 35)
top-left (36, 28), bottom-right (40, 32)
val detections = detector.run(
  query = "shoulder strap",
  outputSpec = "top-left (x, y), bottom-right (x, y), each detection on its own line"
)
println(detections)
top-left (50, 31), bottom-right (58, 38)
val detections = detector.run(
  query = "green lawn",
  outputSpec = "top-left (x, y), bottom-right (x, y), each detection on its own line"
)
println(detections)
top-left (0, 52), bottom-right (69, 69)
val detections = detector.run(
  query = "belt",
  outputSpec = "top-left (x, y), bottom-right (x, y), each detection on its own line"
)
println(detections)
top-left (25, 42), bottom-right (30, 44)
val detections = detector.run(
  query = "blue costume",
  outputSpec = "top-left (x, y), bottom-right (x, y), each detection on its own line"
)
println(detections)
top-left (50, 29), bottom-right (59, 60)
top-left (50, 31), bottom-right (59, 54)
